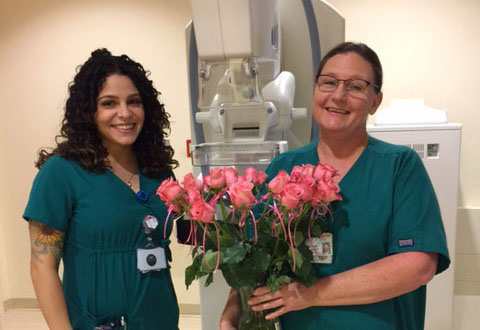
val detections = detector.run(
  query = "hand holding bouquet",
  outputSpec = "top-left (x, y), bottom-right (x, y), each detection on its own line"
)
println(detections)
top-left (157, 164), bottom-right (341, 329)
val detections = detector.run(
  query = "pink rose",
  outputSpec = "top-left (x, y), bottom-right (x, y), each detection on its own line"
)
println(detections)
top-left (290, 166), bottom-right (303, 182)
top-left (242, 168), bottom-right (257, 183)
top-left (280, 183), bottom-right (304, 209)
top-left (314, 179), bottom-right (342, 204)
top-left (229, 179), bottom-right (255, 208)
top-left (255, 171), bottom-right (267, 185)
top-left (313, 163), bottom-right (337, 181)
top-left (204, 168), bottom-right (226, 189)
top-left (268, 170), bottom-right (290, 194)
top-left (185, 187), bottom-right (202, 204)
top-left (297, 175), bottom-right (315, 201)
top-left (156, 178), bottom-right (184, 206)
top-left (182, 173), bottom-right (203, 190)
top-left (223, 168), bottom-right (238, 187)
top-left (302, 164), bottom-right (315, 177)
top-left (311, 184), bottom-right (326, 206)
top-left (189, 199), bottom-right (215, 223)
top-left (242, 167), bottom-right (267, 185)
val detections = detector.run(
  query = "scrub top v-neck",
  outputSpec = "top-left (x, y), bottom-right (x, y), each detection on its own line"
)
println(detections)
top-left (24, 155), bottom-right (179, 330)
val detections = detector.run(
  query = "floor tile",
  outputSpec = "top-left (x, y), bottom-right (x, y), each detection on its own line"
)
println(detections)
top-left (1, 309), bottom-right (201, 330)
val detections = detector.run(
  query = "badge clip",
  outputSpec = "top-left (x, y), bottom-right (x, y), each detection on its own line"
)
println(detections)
top-left (137, 215), bottom-right (167, 273)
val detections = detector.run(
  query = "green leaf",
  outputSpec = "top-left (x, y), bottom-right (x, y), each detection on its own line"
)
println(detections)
top-left (220, 246), bottom-right (271, 289)
top-left (312, 224), bottom-right (324, 237)
top-left (274, 261), bottom-right (284, 272)
top-left (267, 274), bottom-right (292, 292)
top-left (291, 245), bottom-right (316, 287)
top-left (185, 255), bottom-right (201, 289)
top-left (267, 274), bottom-right (280, 292)
top-left (191, 245), bottom-right (201, 257)
top-left (298, 242), bottom-right (314, 261)
top-left (200, 250), bottom-right (220, 273)
top-left (221, 262), bottom-right (255, 289)
top-left (294, 231), bottom-right (305, 245)
top-left (296, 261), bottom-right (315, 287)
top-left (288, 248), bottom-right (303, 269)
top-left (252, 248), bottom-right (271, 272)
top-left (277, 275), bottom-right (292, 285)
top-left (204, 272), bottom-right (214, 287)
top-left (223, 242), bottom-right (248, 264)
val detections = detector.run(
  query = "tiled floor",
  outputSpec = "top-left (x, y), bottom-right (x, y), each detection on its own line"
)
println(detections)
top-left (0, 309), bottom-right (201, 330)
top-left (2, 295), bottom-right (480, 330)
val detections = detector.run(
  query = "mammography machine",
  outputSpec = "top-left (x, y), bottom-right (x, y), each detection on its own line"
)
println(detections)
top-left (187, 0), bottom-right (345, 171)
top-left (185, 1), bottom-right (345, 328)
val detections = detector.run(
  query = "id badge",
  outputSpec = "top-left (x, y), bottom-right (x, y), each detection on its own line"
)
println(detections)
top-left (307, 233), bottom-right (333, 264)
top-left (136, 247), bottom-right (167, 273)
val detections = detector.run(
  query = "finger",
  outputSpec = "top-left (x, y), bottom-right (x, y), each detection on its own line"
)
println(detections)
top-left (248, 290), bottom-right (280, 305)
top-left (252, 285), bottom-right (271, 296)
top-left (265, 306), bottom-right (287, 320)
top-left (250, 297), bottom-right (283, 312)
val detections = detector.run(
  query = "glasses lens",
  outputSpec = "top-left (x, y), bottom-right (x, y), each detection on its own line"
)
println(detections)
top-left (317, 76), bottom-right (338, 91)
top-left (346, 80), bottom-right (369, 95)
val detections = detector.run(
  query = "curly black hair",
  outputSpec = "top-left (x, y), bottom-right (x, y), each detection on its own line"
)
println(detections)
top-left (36, 48), bottom-right (178, 177)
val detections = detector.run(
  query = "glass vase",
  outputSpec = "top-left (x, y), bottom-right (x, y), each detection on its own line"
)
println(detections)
top-left (237, 285), bottom-right (280, 330)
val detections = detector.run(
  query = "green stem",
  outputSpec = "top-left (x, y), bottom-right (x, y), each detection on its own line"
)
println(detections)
top-left (272, 235), bottom-right (280, 259)
top-left (237, 285), bottom-right (277, 330)
top-left (219, 198), bottom-right (229, 220)
top-left (261, 195), bottom-right (273, 217)
top-left (196, 222), bottom-right (217, 247)
top-left (271, 217), bottom-right (284, 258)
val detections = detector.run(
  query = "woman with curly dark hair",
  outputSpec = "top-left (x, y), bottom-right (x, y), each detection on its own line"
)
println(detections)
top-left (23, 48), bottom-right (180, 330)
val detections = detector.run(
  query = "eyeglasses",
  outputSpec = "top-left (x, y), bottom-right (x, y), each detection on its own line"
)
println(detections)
top-left (316, 74), bottom-right (377, 97)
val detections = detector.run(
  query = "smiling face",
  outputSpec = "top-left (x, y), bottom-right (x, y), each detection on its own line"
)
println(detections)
top-left (312, 52), bottom-right (383, 140)
top-left (95, 74), bottom-right (144, 153)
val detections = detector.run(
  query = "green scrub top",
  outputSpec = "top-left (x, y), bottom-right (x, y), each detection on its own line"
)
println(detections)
top-left (265, 136), bottom-right (450, 330)
top-left (24, 156), bottom-right (179, 330)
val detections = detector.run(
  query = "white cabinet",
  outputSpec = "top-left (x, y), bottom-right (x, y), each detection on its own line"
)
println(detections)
top-left (368, 123), bottom-right (462, 330)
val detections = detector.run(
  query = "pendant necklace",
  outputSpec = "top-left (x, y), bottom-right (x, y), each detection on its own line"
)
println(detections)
top-left (127, 172), bottom-right (136, 188)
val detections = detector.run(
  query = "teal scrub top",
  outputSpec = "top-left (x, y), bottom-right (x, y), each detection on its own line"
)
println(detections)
top-left (24, 156), bottom-right (179, 330)
top-left (266, 136), bottom-right (450, 330)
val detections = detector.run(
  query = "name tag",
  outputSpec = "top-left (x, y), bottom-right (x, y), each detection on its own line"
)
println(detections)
top-left (137, 247), bottom-right (167, 273)
top-left (307, 233), bottom-right (333, 264)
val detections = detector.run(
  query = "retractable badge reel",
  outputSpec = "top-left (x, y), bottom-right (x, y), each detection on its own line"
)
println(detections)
top-left (94, 316), bottom-right (127, 330)
top-left (137, 215), bottom-right (167, 273)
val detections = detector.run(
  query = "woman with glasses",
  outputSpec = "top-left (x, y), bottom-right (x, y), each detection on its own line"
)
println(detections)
top-left (24, 49), bottom-right (180, 330)
top-left (220, 42), bottom-right (449, 330)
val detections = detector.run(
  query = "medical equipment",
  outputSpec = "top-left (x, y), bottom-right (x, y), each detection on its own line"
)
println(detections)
top-left (187, 0), bottom-right (345, 174)
top-left (185, 1), bottom-right (345, 328)
top-left (369, 101), bottom-right (461, 330)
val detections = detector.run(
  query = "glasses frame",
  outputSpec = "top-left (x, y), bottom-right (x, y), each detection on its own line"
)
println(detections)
top-left (316, 74), bottom-right (378, 96)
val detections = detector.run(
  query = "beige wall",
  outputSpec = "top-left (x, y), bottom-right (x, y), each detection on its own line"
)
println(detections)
top-left (0, 0), bottom-right (198, 306)
top-left (328, 0), bottom-right (480, 207)
top-left (0, 217), bottom-right (5, 319)
top-left (1, 0), bottom-right (479, 312)
top-left (327, 0), bottom-right (480, 295)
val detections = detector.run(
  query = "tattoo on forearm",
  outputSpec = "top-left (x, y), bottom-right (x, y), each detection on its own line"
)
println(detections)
top-left (30, 221), bottom-right (64, 264)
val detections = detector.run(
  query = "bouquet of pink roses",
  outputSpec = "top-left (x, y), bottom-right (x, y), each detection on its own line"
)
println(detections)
top-left (157, 164), bottom-right (341, 329)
